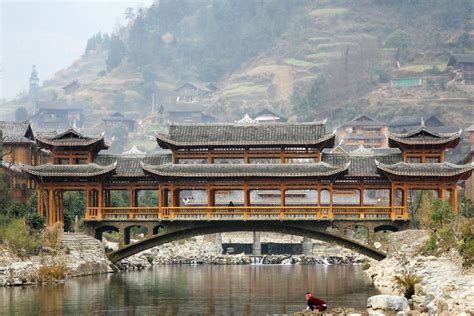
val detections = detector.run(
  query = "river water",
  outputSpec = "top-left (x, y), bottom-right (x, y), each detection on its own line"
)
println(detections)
top-left (0, 265), bottom-right (378, 315)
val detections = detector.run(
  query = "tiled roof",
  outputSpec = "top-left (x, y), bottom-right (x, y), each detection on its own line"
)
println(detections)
top-left (21, 162), bottom-right (116, 177)
top-left (448, 53), bottom-right (474, 65)
top-left (142, 162), bottom-right (348, 178)
top-left (340, 115), bottom-right (386, 127)
top-left (157, 123), bottom-right (335, 148)
top-left (94, 154), bottom-right (171, 177)
top-left (388, 126), bottom-right (461, 146)
top-left (321, 148), bottom-right (403, 177)
top-left (36, 128), bottom-right (109, 149)
top-left (376, 161), bottom-right (473, 178)
top-left (0, 121), bottom-right (35, 144)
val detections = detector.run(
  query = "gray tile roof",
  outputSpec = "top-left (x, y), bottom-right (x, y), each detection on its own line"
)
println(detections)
top-left (322, 150), bottom-right (402, 177)
top-left (388, 126), bottom-right (461, 146)
top-left (94, 154), bottom-right (171, 177)
top-left (142, 162), bottom-right (348, 178)
top-left (157, 123), bottom-right (335, 148)
top-left (448, 53), bottom-right (474, 65)
top-left (0, 121), bottom-right (35, 144)
top-left (21, 162), bottom-right (116, 177)
top-left (376, 161), bottom-right (473, 177)
top-left (340, 114), bottom-right (386, 127)
top-left (36, 128), bottom-right (109, 149)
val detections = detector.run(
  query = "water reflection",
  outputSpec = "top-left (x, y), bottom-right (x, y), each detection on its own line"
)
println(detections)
top-left (0, 265), bottom-right (377, 315)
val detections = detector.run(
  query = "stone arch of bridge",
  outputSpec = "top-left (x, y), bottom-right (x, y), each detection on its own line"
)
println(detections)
top-left (106, 221), bottom-right (388, 263)
top-left (374, 224), bottom-right (399, 233)
top-left (95, 225), bottom-right (119, 241)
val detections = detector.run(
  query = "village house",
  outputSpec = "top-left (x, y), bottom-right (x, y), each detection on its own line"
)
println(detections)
top-left (102, 112), bottom-right (137, 133)
top-left (337, 115), bottom-right (388, 148)
top-left (30, 107), bottom-right (84, 132)
top-left (0, 121), bottom-right (50, 202)
top-left (175, 82), bottom-right (218, 104)
top-left (253, 108), bottom-right (288, 123)
top-left (163, 103), bottom-right (216, 124)
top-left (389, 114), bottom-right (448, 133)
top-left (447, 53), bottom-right (474, 84)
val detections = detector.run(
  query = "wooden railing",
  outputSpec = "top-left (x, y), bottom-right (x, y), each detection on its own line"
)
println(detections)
top-left (85, 206), bottom-right (408, 221)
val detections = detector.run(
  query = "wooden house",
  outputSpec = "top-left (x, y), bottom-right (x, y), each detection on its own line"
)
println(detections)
top-left (337, 115), bottom-right (388, 147)
top-left (175, 82), bottom-right (215, 104)
top-left (389, 115), bottom-right (447, 133)
top-left (30, 107), bottom-right (84, 132)
top-left (0, 121), bottom-right (50, 202)
top-left (103, 112), bottom-right (137, 133)
top-left (447, 54), bottom-right (474, 84)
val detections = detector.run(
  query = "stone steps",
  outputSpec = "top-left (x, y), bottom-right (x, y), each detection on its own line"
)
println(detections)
top-left (61, 233), bottom-right (106, 255)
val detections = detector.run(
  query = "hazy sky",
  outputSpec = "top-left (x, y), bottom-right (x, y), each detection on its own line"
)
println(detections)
top-left (0, 0), bottom-right (153, 100)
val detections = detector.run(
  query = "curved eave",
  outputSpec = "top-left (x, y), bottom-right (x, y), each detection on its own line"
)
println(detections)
top-left (20, 162), bottom-right (117, 178)
top-left (156, 133), bottom-right (336, 149)
top-left (141, 162), bottom-right (348, 178)
top-left (36, 136), bottom-right (110, 151)
top-left (375, 161), bottom-right (473, 179)
top-left (388, 134), bottom-right (460, 148)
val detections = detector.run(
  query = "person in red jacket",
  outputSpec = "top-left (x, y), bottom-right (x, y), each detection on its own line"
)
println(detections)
top-left (305, 292), bottom-right (327, 312)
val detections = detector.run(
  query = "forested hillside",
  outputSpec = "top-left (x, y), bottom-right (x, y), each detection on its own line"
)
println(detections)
top-left (5, 0), bottom-right (473, 130)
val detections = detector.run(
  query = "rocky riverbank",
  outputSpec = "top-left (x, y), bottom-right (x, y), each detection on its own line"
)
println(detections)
top-left (116, 253), bottom-right (365, 270)
top-left (0, 233), bottom-right (112, 287)
top-left (365, 229), bottom-right (474, 315)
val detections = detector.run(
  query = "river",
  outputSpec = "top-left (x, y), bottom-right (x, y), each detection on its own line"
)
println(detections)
top-left (0, 265), bottom-right (378, 315)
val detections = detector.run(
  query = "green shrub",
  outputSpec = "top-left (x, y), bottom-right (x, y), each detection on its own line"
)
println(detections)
top-left (26, 212), bottom-right (45, 232)
top-left (420, 234), bottom-right (438, 254)
top-left (1, 218), bottom-right (40, 256)
top-left (146, 255), bottom-right (154, 265)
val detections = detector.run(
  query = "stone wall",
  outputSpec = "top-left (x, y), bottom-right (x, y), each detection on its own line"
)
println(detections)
top-left (0, 233), bottom-right (112, 286)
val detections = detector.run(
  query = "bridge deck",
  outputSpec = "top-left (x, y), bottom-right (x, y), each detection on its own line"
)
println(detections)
top-left (86, 206), bottom-right (407, 221)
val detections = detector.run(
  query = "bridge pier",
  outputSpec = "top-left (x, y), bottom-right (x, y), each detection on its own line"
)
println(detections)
top-left (252, 232), bottom-right (261, 256)
top-left (302, 237), bottom-right (313, 256)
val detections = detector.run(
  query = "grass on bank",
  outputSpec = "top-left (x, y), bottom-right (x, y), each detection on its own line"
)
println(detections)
top-left (398, 63), bottom-right (447, 73)
top-left (309, 7), bottom-right (348, 18)
top-left (284, 58), bottom-right (319, 68)
top-left (222, 82), bottom-right (267, 97)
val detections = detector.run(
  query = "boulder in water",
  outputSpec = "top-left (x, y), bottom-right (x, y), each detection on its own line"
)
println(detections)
top-left (367, 295), bottom-right (410, 313)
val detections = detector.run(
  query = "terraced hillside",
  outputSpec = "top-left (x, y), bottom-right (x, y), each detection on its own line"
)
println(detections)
top-left (3, 1), bottom-right (472, 132)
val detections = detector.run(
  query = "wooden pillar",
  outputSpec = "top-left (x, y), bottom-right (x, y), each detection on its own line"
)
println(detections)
top-left (280, 185), bottom-right (285, 220)
top-left (207, 185), bottom-right (214, 219)
top-left (129, 188), bottom-right (135, 207)
top-left (450, 184), bottom-right (458, 213)
top-left (329, 184), bottom-right (333, 219)
top-left (98, 185), bottom-right (103, 220)
top-left (58, 190), bottom-right (64, 224)
top-left (280, 149), bottom-right (285, 164)
top-left (390, 184), bottom-right (395, 219)
top-left (37, 184), bottom-right (43, 216)
top-left (359, 184), bottom-right (364, 219)
top-left (402, 185), bottom-right (408, 219)
top-left (244, 148), bottom-right (250, 164)
top-left (48, 189), bottom-right (55, 225)
top-left (244, 184), bottom-right (250, 220)
top-left (438, 184), bottom-right (445, 200)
